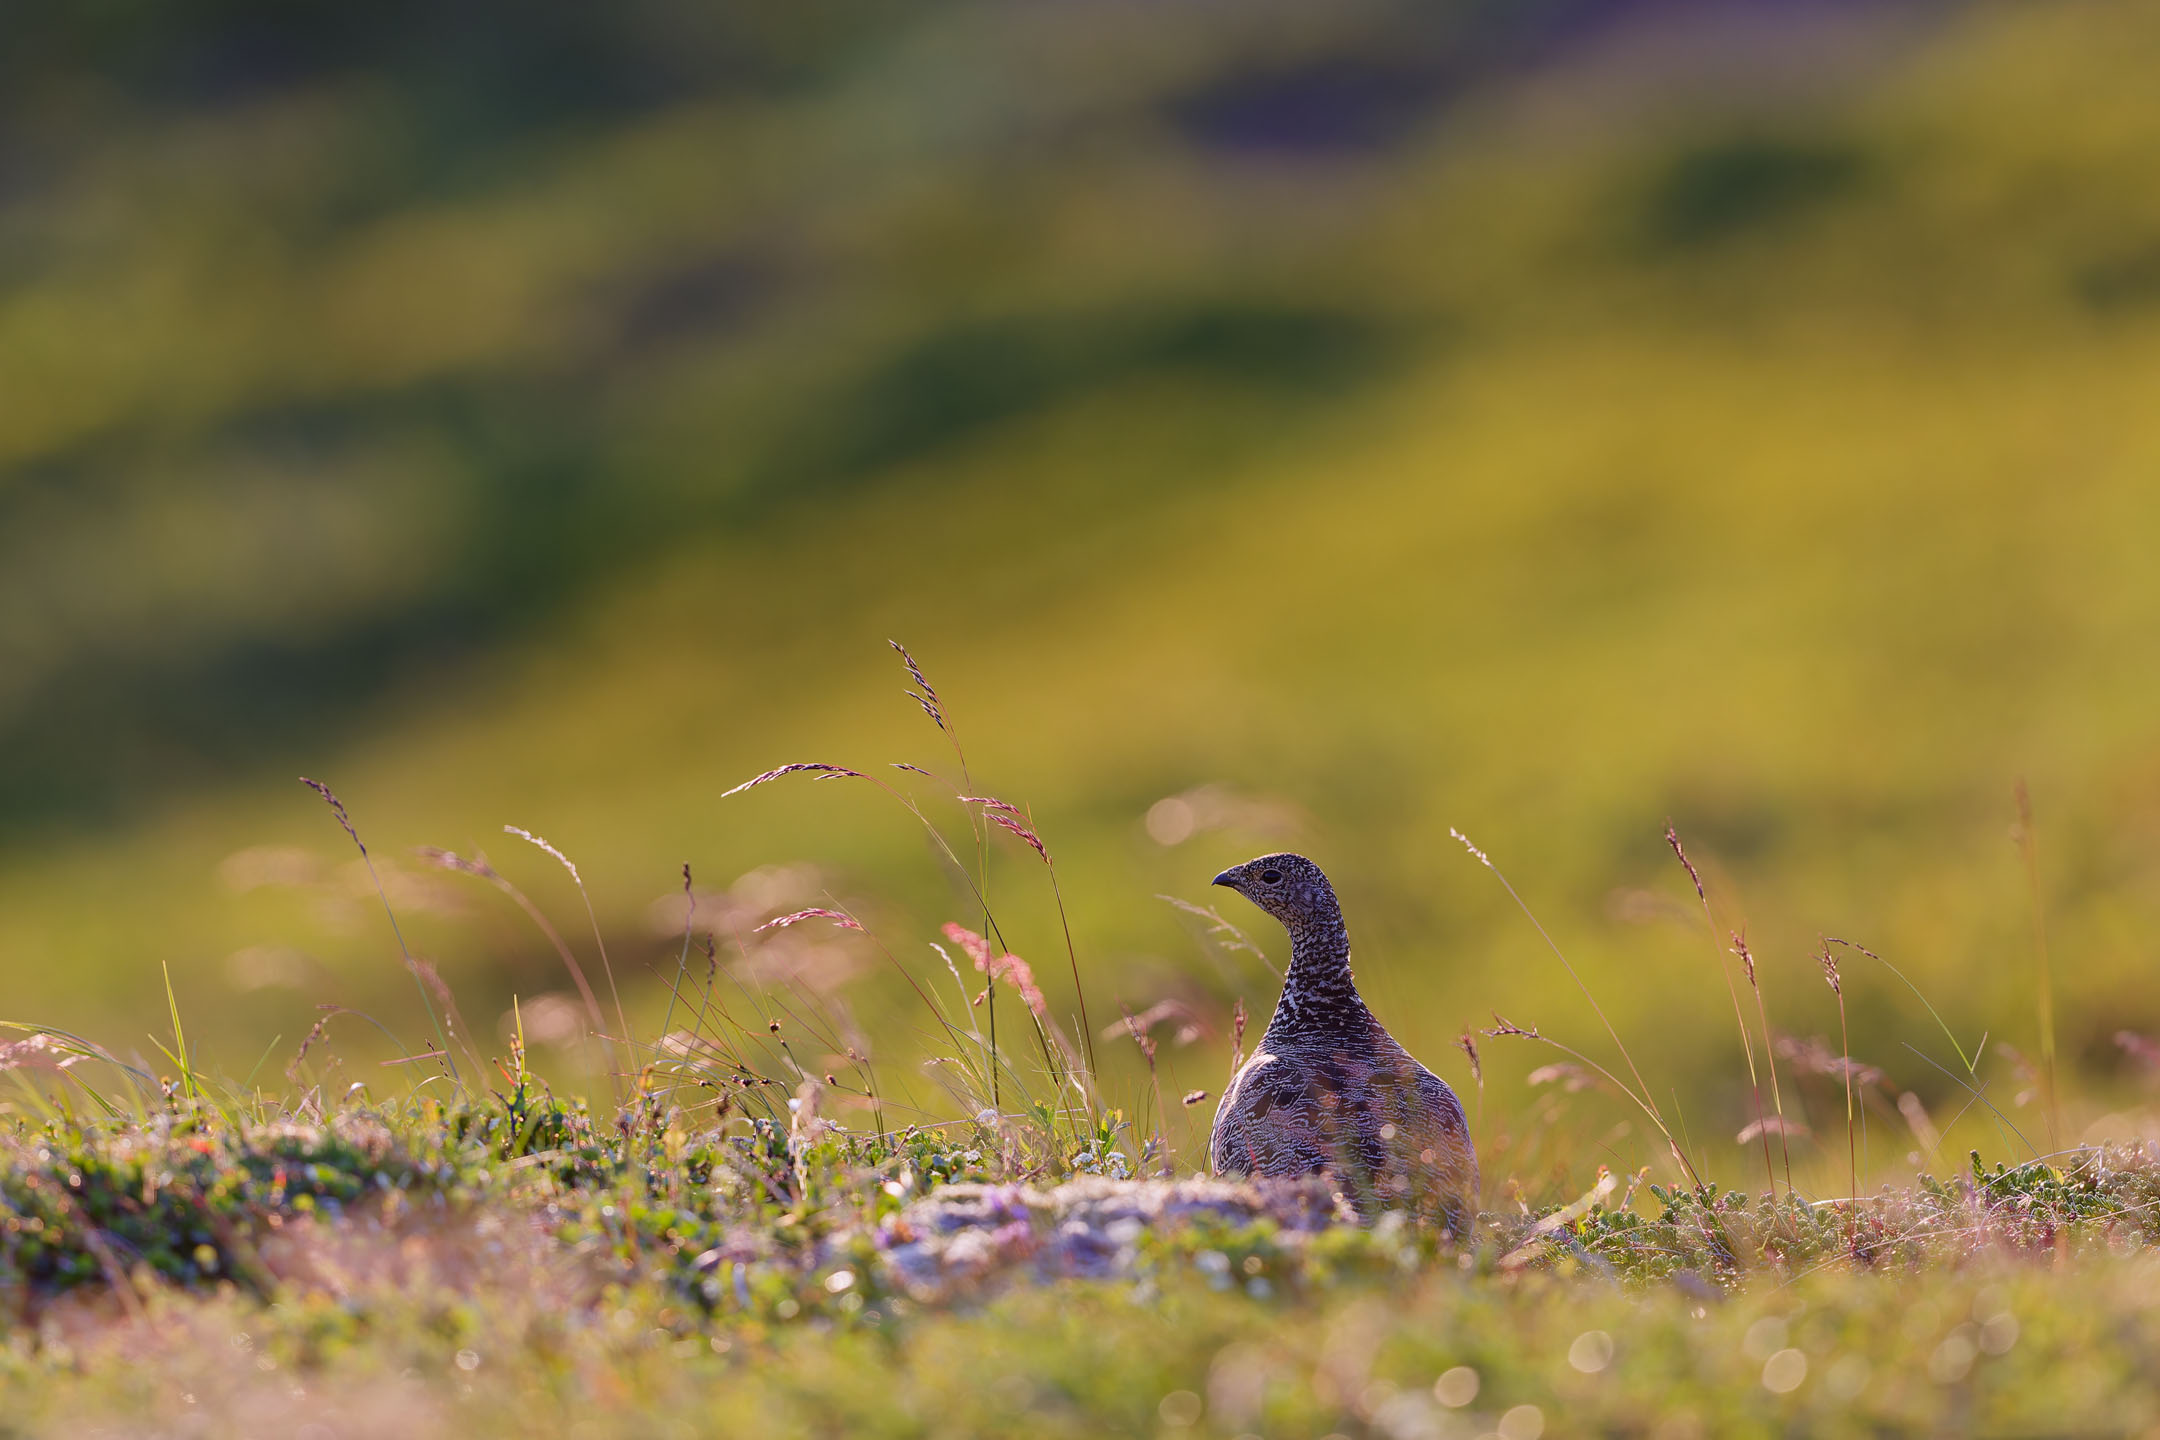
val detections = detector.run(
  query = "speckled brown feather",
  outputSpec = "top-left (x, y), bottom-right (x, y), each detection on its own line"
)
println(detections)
top-left (1206, 854), bottom-right (1477, 1234)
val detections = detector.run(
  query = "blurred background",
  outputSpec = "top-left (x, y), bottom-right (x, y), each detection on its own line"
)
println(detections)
top-left (7, 0), bottom-right (2160, 1193)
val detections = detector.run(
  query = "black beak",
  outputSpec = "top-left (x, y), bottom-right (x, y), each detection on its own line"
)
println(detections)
top-left (1211, 869), bottom-right (1238, 889)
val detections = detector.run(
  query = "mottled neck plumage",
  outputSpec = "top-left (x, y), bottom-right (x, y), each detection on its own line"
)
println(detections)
top-left (1266, 901), bottom-right (1369, 1036)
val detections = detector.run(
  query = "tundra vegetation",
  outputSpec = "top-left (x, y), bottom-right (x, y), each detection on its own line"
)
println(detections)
top-left (11, 0), bottom-right (2160, 1435)
top-left (12, 662), bottom-right (2160, 1438)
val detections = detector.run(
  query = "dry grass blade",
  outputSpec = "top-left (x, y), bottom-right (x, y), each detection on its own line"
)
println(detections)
top-left (1730, 928), bottom-right (1795, 1197)
top-left (721, 763), bottom-right (866, 797)
top-left (885, 642), bottom-right (995, 1098)
top-left (1825, 935), bottom-right (1983, 1074)
top-left (1158, 895), bottom-right (1279, 978)
top-left (300, 777), bottom-right (460, 1088)
top-left (299, 777), bottom-right (363, 855)
top-left (1527, 1061), bottom-right (1593, 1092)
top-left (0, 1033), bottom-right (82, 1073)
top-left (988, 811), bottom-right (1050, 863)
top-left (755, 908), bottom-right (866, 934)
top-left (1665, 823), bottom-right (1705, 902)
top-left (1102, 999), bottom-right (1206, 1046)
top-left (1500, 1168), bottom-right (1616, 1269)
top-left (416, 844), bottom-right (616, 1093)
top-left (943, 923), bottom-right (1048, 1018)
top-left (944, 787), bottom-right (1091, 1081)
top-left (1457, 1027), bottom-right (1485, 1208)
top-left (1817, 941), bottom-right (1858, 1203)
top-left (1735, 1115), bottom-right (1808, 1144)
top-left (1453, 828), bottom-right (1698, 1187)
top-left (284, 1012), bottom-right (335, 1084)
top-left (504, 825), bottom-right (631, 1067)
top-left (1117, 999), bottom-right (1174, 1176)
top-left (1668, 823), bottom-right (1777, 1200)
top-left (2012, 779), bottom-right (2061, 1149)
top-left (1482, 1011), bottom-right (1705, 1190)
top-left (890, 638), bottom-right (945, 732)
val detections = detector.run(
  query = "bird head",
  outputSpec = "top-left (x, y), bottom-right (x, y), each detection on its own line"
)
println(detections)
top-left (1211, 852), bottom-right (1338, 927)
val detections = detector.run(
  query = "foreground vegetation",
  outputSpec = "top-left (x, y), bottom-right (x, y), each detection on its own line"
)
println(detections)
top-left (8, 1072), bottom-right (2160, 1438)
top-left (10, 621), bottom-right (2157, 1435)
top-left (5, 770), bottom-right (2154, 1438)
top-left (2, 731), bottom-right (2154, 1436)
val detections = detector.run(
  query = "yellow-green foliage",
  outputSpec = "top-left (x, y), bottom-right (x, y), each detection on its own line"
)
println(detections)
top-left (5, 0), bottom-right (2160, 1203)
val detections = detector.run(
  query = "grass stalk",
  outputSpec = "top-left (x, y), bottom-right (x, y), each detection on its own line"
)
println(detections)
top-left (1667, 827), bottom-right (1778, 1199)
top-left (158, 960), bottom-right (197, 1104)
top-left (301, 778), bottom-right (461, 1089)
top-left (2012, 780), bottom-right (2062, 1151)
top-left (1730, 930), bottom-right (1796, 1198)
top-left (417, 846), bottom-right (620, 1099)
top-left (1818, 943), bottom-right (1857, 1204)
top-left (1118, 1002), bottom-right (1174, 1177)
top-left (1451, 829), bottom-right (1701, 1190)
top-left (504, 826), bottom-right (631, 1076)
top-left (1481, 1014), bottom-right (1705, 1193)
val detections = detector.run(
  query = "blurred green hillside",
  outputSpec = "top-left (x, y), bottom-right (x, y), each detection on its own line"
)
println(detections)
top-left (7, 0), bottom-right (2160, 1188)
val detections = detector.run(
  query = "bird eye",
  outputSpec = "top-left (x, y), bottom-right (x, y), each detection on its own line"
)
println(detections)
top-left (1260, 868), bottom-right (1283, 885)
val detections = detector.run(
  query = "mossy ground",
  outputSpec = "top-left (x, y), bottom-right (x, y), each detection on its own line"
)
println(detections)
top-left (8, 1091), bottom-right (2160, 1439)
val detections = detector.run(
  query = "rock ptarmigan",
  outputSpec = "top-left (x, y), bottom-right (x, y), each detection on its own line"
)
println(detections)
top-left (1207, 853), bottom-right (1477, 1234)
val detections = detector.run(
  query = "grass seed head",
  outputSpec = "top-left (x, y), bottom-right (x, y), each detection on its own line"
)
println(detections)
top-left (299, 777), bottom-right (364, 856)
top-left (889, 639), bottom-right (945, 732)
top-left (721, 763), bottom-right (866, 798)
top-left (1666, 823), bottom-right (1706, 904)
top-left (504, 826), bottom-right (580, 885)
top-left (755, 908), bottom-right (865, 934)
top-left (416, 846), bottom-right (498, 881)
top-left (989, 811), bottom-right (1051, 864)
